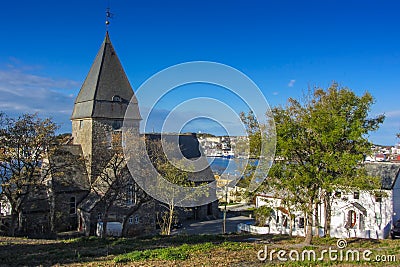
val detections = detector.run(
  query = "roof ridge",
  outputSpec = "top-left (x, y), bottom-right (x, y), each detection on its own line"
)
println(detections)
top-left (90, 34), bottom-right (108, 117)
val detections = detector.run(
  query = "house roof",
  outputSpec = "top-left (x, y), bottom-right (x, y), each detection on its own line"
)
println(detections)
top-left (71, 32), bottom-right (140, 120)
top-left (145, 133), bottom-right (215, 183)
top-left (47, 145), bottom-right (90, 192)
top-left (351, 202), bottom-right (367, 216)
top-left (364, 162), bottom-right (400, 190)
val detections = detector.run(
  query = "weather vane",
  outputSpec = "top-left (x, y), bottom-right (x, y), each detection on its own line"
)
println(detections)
top-left (105, 4), bottom-right (114, 29)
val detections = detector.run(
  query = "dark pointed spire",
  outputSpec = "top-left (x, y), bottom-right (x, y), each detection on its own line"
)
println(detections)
top-left (71, 33), bottom-right (140, 120)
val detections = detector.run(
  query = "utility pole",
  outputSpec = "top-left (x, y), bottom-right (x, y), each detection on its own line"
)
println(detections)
top-left (223, 185), bottom-right (227, 234)
top-left (222, 174), bottom-right (230, 234)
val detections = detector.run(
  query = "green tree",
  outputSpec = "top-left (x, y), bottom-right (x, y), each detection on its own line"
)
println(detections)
top-left (270, 84), bottom-right (384, 244)
top-left (0, 113), bottom-right (58, 236)
top-left (254, 205), bottom-right (273, 226)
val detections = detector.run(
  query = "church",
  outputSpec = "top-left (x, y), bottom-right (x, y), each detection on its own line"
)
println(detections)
top-left (0, 31), bottom-right (219, 237)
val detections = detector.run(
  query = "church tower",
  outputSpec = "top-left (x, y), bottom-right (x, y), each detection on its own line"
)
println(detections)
top-left (71, 32), bottom-right (141, 179)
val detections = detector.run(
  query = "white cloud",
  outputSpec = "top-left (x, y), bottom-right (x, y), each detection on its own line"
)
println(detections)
top-left (272, 91), bottom-right (279, 95)
top-left (385, 110), bottom-right (400, 118)
top-left (0, 67), bottom-right (79, 133)
top-left (288, 79), bottom-right (296, 87)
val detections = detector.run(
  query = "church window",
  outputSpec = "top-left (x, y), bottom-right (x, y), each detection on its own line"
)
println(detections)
top-left (112, 120), bottom-right (122, 130)
top-left (129, 216), bottom-right (134, 224)
top-left (134, 215), bottom-right (139, 224)
top-left (112, 95), bottom-right (122, 102)
top-left (79, 120), bottom-right (83, 129)
top-left (127, 184), bottom-right (135, 205)
top-left (97, 213), bottom-right (102, 220)
top-left (69, 197), bottom-right (76, 215)
top-left (354, 191), bottom-right (360, 199)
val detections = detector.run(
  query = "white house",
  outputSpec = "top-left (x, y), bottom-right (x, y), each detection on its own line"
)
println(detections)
top-left (249, 162), bottom-right (400, 239)
top-left (254, 192), bottom-right (308, 237)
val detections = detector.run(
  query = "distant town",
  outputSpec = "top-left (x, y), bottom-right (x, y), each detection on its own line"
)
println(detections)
top-left (198, 133), bottom-right (400, 163)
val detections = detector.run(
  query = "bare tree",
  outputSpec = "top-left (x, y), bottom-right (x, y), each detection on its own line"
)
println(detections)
top-left (89, 132), bottom-right (153, 237)
top-left (145, 139), bottom-right (194, 235)
top-left (0, 113), bottom-right (58, 236)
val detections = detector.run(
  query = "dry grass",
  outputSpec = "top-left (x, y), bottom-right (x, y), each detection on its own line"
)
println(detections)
top-left (1, 234), bottom-right (399, 266)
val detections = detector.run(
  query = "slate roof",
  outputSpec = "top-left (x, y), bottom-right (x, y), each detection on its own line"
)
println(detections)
top-left (145, 133), bottom-right (215, 183)
top-left (71, 32), bottom-right (140, 120)
top-left (48, 145), bottom-right (90, 192)
top-left (364, 162), bottom-right (400, 190)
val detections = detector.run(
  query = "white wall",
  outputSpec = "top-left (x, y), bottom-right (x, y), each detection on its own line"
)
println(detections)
top-left (255, 188), bottom-right (394, 240)
top-left (391, 172), bottom-right (400, 223)
top-left (0, 197), bottom-right (12, 216)
top-left (329, 190), bottom-right (392, 239)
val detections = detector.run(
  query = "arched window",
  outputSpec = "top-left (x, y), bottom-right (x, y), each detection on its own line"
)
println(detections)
top-left (345, 210), bottom-right (357, 228)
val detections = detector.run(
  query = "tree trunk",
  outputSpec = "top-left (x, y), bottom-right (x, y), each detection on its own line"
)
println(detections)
top-left (167, 205), bottom-right (175, 236)
top-left (9, 212), bottom-right (17, 236)
top-left (304, 201), bottom-right (314, 245)
top-left (102, 207), bottom-right (110, 238)
top-left (18, 210), bottom-right (23, 233)
top-left (121, 216), bottom-right (129, 237)
top-left (49, 190), bottom-right (55, 233)
top-left (289, 214), bottom-right (293, 237)
top-left (324, 193), bottom-right (331, 237)
top-left (314, 202), bottom-right (319, 237)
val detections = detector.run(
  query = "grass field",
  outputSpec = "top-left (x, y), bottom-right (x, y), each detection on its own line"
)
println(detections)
top-left (1, 234), bottom-right (400, 266)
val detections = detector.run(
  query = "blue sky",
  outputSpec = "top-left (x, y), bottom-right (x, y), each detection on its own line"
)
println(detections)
top-left (0, 0), bottom-right (399, 145)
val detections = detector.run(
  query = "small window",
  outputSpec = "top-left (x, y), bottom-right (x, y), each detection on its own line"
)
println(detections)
top-left (354, 191), bottom-right (360, 199)
top-left (126, 184), bottom-right (134, 205)
top-left (298, 217), bottom-right (305, 228)
top-left (359, 214), bottom-right (364, 230)
top-left (128, 216), bottom-right (134, 224)
top-left (134, 215), bottom-right (139, 224)
top-left (69, 197), bottom-right (76, 215)
top-left (345, 210), bottom-right (357, 228)
top-left (79, 120), bottom-right (83, 130)
top-left (283, 216), bottom-right (288, 228)
top-left (334, 191), bottom-right (342, 198)
top-left (97, 213), bottom-right (102, 220)
top-left (207, 203), bottom-right (213, 216)
top-left (112, 95), bottom-right (122, 102)
top-left (112, 120), bottom-right (122, 130)
top-left (375, 193), bottom-right (383, 202)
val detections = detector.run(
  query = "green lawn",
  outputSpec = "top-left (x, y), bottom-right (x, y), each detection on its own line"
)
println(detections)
top-left (0, 234), bottom-right (399, 266)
